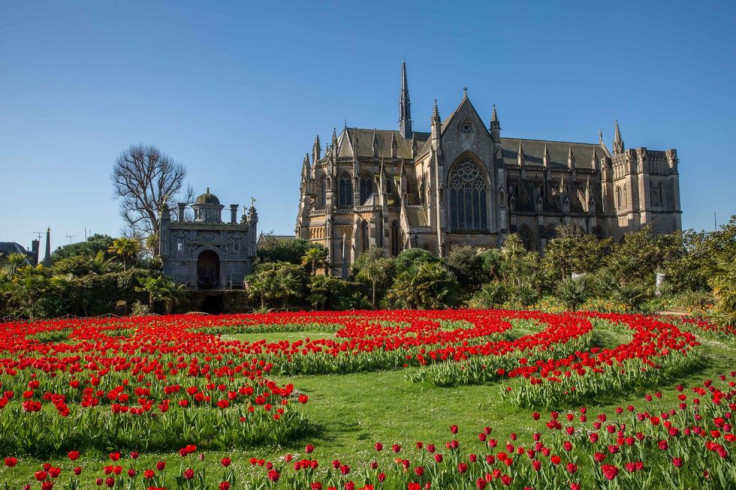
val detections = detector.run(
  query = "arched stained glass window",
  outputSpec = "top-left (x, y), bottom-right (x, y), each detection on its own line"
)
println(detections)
top-left (449, 158), bottom-right (488, 231)
top-left (360, 174), bottom-right (372, 204)
top-left (339, 173), bottom-right (353, 207)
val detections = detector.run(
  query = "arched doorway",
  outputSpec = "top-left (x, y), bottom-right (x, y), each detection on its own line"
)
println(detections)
top-left (197, 250), bottom-right (220, 290)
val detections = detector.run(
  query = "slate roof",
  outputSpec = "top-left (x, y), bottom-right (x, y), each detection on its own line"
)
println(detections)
top-left (501, 138), bottom-right (607, 171)
top-left (256, 234), bottom-right (296, 249)
top-left (0, 242), bottom-right (28, 256)
top-left (0, 242), bottom-right (34, 265)
top-left (337, 128), bottom-right (430, 160)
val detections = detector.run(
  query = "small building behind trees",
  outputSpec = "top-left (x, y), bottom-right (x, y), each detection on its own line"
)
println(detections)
top-left (159, 189), bottom-right (258, 290)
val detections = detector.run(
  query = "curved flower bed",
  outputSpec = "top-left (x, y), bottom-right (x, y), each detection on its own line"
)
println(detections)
top-left (0, 310), bottom-right (731, 488)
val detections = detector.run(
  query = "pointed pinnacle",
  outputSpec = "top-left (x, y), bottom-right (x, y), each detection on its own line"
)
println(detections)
top-left (432, 99), bottom-right (441, 122)
top-left (491, 104), bottom-right (498, 122)
top-left (401, 59), bottom-right (408, 92)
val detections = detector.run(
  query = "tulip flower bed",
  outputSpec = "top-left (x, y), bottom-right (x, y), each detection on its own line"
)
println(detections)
top-left (0, 310), bottom-right (733, 488)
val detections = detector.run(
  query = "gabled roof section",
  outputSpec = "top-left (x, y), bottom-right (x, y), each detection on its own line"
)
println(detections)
top-left (441, 94), bottom-right (490, 137)
top-left (338, 128), bottom-right (429, 160)
top-left (501, 138), bottom-right (605, 170)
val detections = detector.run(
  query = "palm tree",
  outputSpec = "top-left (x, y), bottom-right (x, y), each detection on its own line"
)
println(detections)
top-left (301, 246), bottom-right (328, 276)
top-left (708, 253), bottom-right (736, 326)
top-left (1, 253), bottom-right (29, 280)
top-left (356, 251), bottom-right (392, 307)
top-left (108, 238), bottom-right (141, 271)
top-left (136, 276), bottom-right (184, 313)
top-left (389, 262), bottom-right (458, 309)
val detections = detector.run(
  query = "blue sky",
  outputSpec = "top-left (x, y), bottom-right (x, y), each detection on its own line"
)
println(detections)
top-left (1, 1), bottom-right (734, 250)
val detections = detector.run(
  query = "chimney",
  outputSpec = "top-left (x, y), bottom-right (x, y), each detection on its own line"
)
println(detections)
top-left (177, 203), bottom-right (187, 223)
top-left (30, 239), bottom-right (40, 266)
top-left (230, 204), bottom-right (238, 224)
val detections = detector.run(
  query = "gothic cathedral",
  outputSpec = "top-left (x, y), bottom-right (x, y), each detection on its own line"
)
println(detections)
top-left (295, 62), bottom-right (682, 277)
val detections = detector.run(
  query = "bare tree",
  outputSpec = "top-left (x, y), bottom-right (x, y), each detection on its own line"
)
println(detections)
top-left (112, 145), bottom-right (186, 247)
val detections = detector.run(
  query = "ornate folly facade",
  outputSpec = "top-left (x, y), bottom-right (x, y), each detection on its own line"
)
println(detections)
top-left (160, 189), bottom-right (258, 289)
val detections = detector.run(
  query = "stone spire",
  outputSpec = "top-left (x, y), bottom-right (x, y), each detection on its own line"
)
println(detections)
top-left (490, 104), bottom-right (501, 141)
top-left (613, 120), bottom-right (624, 155)
top-left (567, 146), bottom-right (575, 169)
top-left (302, 153), bottom-right (311, 179)
top-left (399, 59), bottom-right (412, 139)
top-left (331, 128), bottom-right (338, 155)
top-left (431, 99), bottom-right (441, 146)
top-left (43, 227), bottom-right (51, 267)
top-left (518, 142), bottom-right (526, 180)
top-left (543, 143), bottom-right (550, 168)
top-left (517, 142), bottom-right (526, 167)
top-left (543, 143), bottom-right (552, 182)
top-left (312, 135), bottom-right (321, 163)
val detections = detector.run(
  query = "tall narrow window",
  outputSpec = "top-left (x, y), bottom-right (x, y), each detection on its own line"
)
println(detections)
top-left (360, 174), bottom-right (372, 204)
top-left (339, 173), bottom-right (353, 207)
top-left (361, 220), bottom-right (369, 251)
top-left (616, 186), bottom-right (621, 209)
top-left (658, 182), bottom-right (663, 205)
top-left (449, 158), bottom-right (488, 231)
top-left (391, 220), bottom-right (400, 256)
top-left (319, 177), bottom-right (326, 208)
